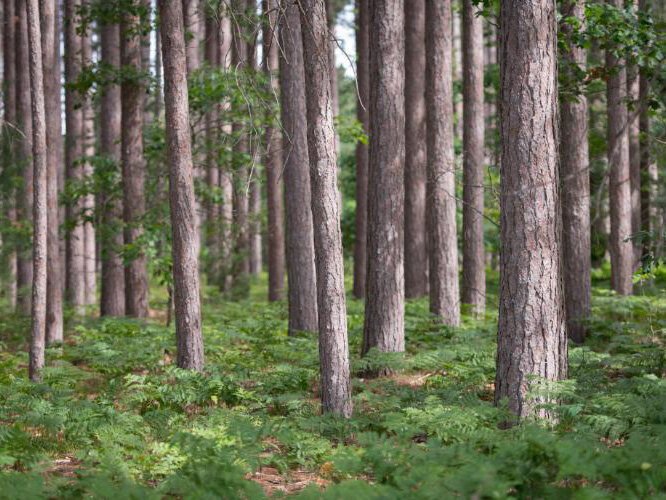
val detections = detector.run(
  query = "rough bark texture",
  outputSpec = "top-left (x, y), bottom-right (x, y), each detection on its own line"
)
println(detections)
top-left (627, 62), bottom-right (640, 262)
top-left (100, 24), bottom-right (126, 317)
top-left (403, 0), bottom-right (428, 299)
top-left (494, 0), bottom-right (566, 420)
top-left (353, 0), bottom-right (369, 300)
top-left (41, 0), bottom-right (64, 343)
top-left (64, 0), bottom-right (85, 314)
top-left (81, 26), bottom-right (97, 306)
top-left (363, 0), bottom-right (405, 362)
top-left (27, 0), bottom-right (48, 381)
top-left (121, 8), bottom-right (150, 317)
top-left (606, 0), bottom-right (633, 296)
top-left (183, 0), bottom-right (200, 73)
top-left (300, 0), bottom-right (352, 417)
top-left (638, 12), bottom-right (651, 258)
top-left (560, 0), bottom-right (590, 344)
top-left (3, 0), bottom-right (17, 309)
top-left (263, 0), bottom-right (285, 302)
top-left (279, 1), bottom-right (318, 334)
top-left (461, 0), bottom-right (485, 316)
top-left (160, 0), bottom-right (204, 371)
top-left (425, 0), bottom-right (459, 325)
top-left (16, 0), bottom-right (34, 315)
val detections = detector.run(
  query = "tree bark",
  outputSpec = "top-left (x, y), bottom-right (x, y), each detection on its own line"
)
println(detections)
top-left (81, 24), bottom-right (97, 307)
top-left (362, 0), bottom-right (405, 365)
top-left (3, 0), bottom-right (17, 309)
top-left (461, 0), bottom-right (485, 316)
top-left (353, 0), bottom-right (369, 300)
top-left (121, 7), bottom-right (150, 317)
top-left (300, 0), bottom-right (352, 417)
top-left (27, 0), bottom-right (48, 381)
top-left (263, 0), bottom-right (285, 302)
top-left (41, 0), bottom-right (64, 343)
top-left (183, 0), bottom-right (200, 73)
top-left (160, 0), bottom-right (204, 371)
top-left (425, 0), bottom-right (459, 325)
top-left (100, 23), bottom-right (126, 317)
top-left (403, 0), bottom-right (428, 299)
top-left (494, 0), bottom-right (566, 420)
top-left (639, 0), bottom-right (652, 258)
top-left (560, 0), bottom-right (590, 344)
top-left (16, 0), bottom-right (34, 315)
top-left (64, 0), bottom-right (85, 314)
top-left (279, 0), bottom-right (318, 334)
top-left (606, 0), bottom-right (633, 296)
top-left (249, 171), bottom-right (263, 275)
top-left (627, 0), bottom-right (641, 264)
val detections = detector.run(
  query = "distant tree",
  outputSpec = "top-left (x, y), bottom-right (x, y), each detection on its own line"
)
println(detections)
top-left (495, 0), bottom-right (567, 419)
top-left (159, 0), bottom-right (204, 370)
top-left (300, 0), bottom-right (352, 416)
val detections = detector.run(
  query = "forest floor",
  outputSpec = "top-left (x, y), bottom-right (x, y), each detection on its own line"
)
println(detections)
top-left (0, 267), bottom-right (665, 498)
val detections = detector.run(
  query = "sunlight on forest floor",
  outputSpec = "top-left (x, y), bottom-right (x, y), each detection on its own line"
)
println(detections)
top-left (0, 269), bottom-right (665, 498)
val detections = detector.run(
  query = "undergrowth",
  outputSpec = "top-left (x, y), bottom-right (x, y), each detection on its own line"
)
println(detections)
top-left (0, 271), bottom-right (665, 498)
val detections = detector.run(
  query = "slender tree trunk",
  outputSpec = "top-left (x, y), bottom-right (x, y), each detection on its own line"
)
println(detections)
top-left (403, 0), bottom-right (428, 299)
top-left (606, 0), bottom-right (633, 296)
top-left (560, 0), bottom-right (590, 344)
top-left (353, 0), bottom-right (369, 300)
top-left (27, 0), bottom-right (47, 381)
top-left (249, 170), bottom-right (263, 275)
top-left (279, 0), bottom-right (318, 334)
top-left (100, 24), bottom-right (126, 317)
top-left (41, 0), bottom-right (64, 342)
top-left (231, 0), bottom-right (250, 298)
top-left (3, 0), bottom-right (17, 309)
top-left (452, 3), bottom-right (463, 142)
top-left (64, 0), bottom-right (85, 314)
top-left (159, 0), bottom-right (204, 371)
top-left (263, 0), bottom-right (285, 302)
top-left (461, 0), bottom-right (485, 316)
top-left (362, 0), bottom-right (405, 365)
top-left (121, 7), bottom-right (150, 317)
top-left (425, 0), bottom-right (459, 325)
top-left (183, 0), bottom-right (200, 73)
top-left (16, 0), bottom-right (34, 315)
top-left (325, 0), bottom-right (339, 152)
top-left (300, 0), bottom-right (352, 417)
top-left (639, 0), bottom-right (652, 258)
top-left (627, 0), bottom-right (641, 264)
top-left (494, 0), bottom-right (566, 420)
top-left (81, 24), bottom-right (96, 306)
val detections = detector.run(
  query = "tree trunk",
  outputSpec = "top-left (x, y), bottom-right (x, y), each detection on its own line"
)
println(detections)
top-left (249, 171), bottom-right (263, 275)
top-left (639, 0), bottom-right (652, 258)
top-left (627, 0), bottom-right (641, 264)
top-left (81, 25), bottom-right (97, 307)
top-left (425, 0), bottom-right (459, 325)
top-left (495, 0), bottom-right (566, 420)
top-left (560, 0), bottom-right (590, 344)
top-left (300, 0), bottom-right (352, 417)
top-left (353, 0), bottom-right (369, 300)
top-left (403, 0), bottom-right (428, 299)
top-left (606, 0), bottom-right (633, 296)
top-left (41, 0), bottom-right (64, 343)
top-left (461, 0), bottom-right (485, 316)
top-left (362, 0), bottom-right (405, 365)
top-left (325, 0), bottom-right (339, 153)
top-left (159, 0), bottom-right (204, 371)
top-left (100, 23), bottom-right (126, 317)
top-left (64, 0), bottom-right (85, 314)
top-left (452, 4), bottom-right (463, 142)
top-left (121, 7), bottom-right (150, 317)
top-left (3, 0), bottom-right (17, 310)
top-left (16, 0), bottom-right (34, 315)
top-left (263, 0), bottom-right (285, 302)
top-left (27, 0), bottom-right (48, 381)
top-left (183, 0), bottom-right (200, 73)
top-left (279, 0), bottom-right (318, 334)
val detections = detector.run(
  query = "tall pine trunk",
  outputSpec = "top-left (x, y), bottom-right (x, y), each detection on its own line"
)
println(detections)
top-left (121, 6), bottom-right (150, 317)
top-left (352, 0), bottom-right (369, 300)
top-left (100, 24), bottom-right (126, 317)
top-left (27, 0), bottom-right (48, 381)
top-left (279, 0), bottom-right (318, 334)
top-left (404, 0), bottom-right (428, 299)
top-left (425, 0), bottom-right (459, 325)
top-left (160, 0), bottom-right (204, 371)
top-left (461, 0), bottom-right (485, 316)
top-left (560, 0), bottom-right (590, 343)
top-left (495, 0), bottom-right (567, 420)
top-left (362, 0), bottom-right (406, 369)
top-left (300, 0), bottom-right (352, 417)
